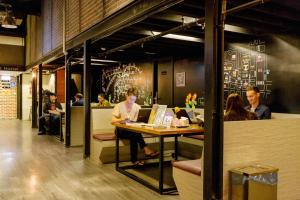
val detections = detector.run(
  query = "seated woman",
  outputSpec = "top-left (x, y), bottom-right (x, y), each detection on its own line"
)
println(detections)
top-left (112, 87), bottom-right (159, 166)
top-left (224, 93), bottom-right (257, 121)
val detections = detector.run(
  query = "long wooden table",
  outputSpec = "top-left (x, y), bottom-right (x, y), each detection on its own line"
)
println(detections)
top-left (113, 123), bottom-right (204, 194)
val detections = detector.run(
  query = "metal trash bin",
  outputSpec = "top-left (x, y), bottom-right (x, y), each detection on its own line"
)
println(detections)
top-left (230, 164), bottom-right (278, 200)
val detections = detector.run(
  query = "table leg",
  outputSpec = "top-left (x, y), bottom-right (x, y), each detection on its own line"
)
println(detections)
top-left (174, 136), bottom-right (178, 160)
top-left (159, 136), bottom-right (164, 194)
top-left (115, 129), bottom-right (120, 170)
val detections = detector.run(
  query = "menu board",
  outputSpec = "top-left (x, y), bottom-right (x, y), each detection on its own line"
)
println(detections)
top-left (224, 40), bottom-right (272, 102)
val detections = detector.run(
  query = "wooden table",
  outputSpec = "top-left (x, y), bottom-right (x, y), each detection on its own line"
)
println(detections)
top-left (113, 123), bottom-right (204, 194)
top-left (48, 110), bottom-right (65, 141)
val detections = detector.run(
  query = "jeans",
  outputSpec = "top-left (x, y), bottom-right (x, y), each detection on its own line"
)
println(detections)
top-left (115, 129), bottom-right (146, 162)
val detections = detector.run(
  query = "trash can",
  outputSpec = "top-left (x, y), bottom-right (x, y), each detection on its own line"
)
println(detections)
top-left (230, 164), bottom-right (278, 200)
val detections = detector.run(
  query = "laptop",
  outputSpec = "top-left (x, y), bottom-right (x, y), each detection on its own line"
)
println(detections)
top-left (136, 109), bottom-right (152, 123)
top-left (172, 108), bottom-right (192, 124)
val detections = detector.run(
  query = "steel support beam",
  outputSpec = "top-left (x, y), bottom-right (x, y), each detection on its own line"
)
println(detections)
top-left (17, 74), bottom-right (22, 120)
top-left (204, 0), bottom-right (226, 199)
top-left (83, 40), bottom-right (91, 158)
top-left (65, 53), bottom-right (71, 147)
top-left (32, 70), bottom-right (38, 128)
top-left (38, 64), bottom-right (43, 118)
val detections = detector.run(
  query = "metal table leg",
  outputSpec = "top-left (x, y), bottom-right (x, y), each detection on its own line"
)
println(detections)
top-left (174, 136), bottom-right (178, 160)
top-left (159, 135), bottom-right (164, 194)
top-left (115, 129), bottom-right (120, 170)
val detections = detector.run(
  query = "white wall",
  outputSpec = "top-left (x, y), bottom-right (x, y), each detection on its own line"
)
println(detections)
top-left (22, 73), bottom-right (32, 120)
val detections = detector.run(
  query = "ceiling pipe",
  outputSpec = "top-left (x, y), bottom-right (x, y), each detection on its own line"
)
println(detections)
top-left (98, 0), bottom-right (268, 58)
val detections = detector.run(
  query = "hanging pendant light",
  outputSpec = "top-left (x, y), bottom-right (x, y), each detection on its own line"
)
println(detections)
top-left (1, 9), bottom-right (17, 29)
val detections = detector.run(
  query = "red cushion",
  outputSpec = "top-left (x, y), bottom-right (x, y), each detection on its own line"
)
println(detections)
top-left (93, 133), bottom-right (154, 141)
top-left (93, 133), bottom-right (115, 141)
top-left (172, 159), bottom-right (202, 176)
top-left (187, 134), bottom-right (204, 140)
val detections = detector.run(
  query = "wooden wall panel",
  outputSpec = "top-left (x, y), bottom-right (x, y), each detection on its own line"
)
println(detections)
top-left (0, 45), bottom-right (24, 66)
top-left (42, 0), bottom-right (52, 55)
top-left (223, 119), bottom-right (300, 200)
top-left (56, 69), bottom-right (65, 103)
top-left (66, 0), bottom-right (80, 41)
top-left (80, 0), bottom-right (102, 32)
top-left (26, 0), bottom-right (133, 66)
top-left (52, 0), bottom-right (63, 49)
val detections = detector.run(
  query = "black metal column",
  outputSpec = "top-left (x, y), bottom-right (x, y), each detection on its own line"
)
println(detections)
top-left (17, 74), bottom-right (22, 120)
top-left (32, 70), bottom-right (38, 128)
top-left (83, 40), bottom-right (91, 158)
top-left (65, 53), bottom-right (71, 147)
top-left (204, 0), bottom-right (225, 199)
top-left (38, 64), bottom-right (43, 118)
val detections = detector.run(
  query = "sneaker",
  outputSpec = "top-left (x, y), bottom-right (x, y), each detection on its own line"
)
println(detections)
top-left (38, 131), bottom-right (45, 135)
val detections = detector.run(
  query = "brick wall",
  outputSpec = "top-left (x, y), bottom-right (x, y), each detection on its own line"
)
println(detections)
top-left (26, 0), bottom-right (133, 66)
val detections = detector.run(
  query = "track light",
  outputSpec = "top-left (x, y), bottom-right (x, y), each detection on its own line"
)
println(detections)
top-left (0, 6), bottom-right (17, 29)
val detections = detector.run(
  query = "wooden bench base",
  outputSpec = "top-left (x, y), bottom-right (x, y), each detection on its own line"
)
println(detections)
top-left (173, 159), bottom-right (203, 200)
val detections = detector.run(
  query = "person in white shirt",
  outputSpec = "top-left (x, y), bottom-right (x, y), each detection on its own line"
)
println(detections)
top-left (112, 87), bottom-right (158, 166)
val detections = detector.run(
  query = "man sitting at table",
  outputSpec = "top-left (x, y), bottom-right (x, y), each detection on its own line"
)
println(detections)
top-left (72, 93), bottom-right (84, 106)
top-left (112, 87), bottom-right (159, 166)
top-left (38, 93), bottom-right (63, 135)
top-left (98, 93), bottom-right (110, 106)
top-left (245, 86), bottom-right (271, 119)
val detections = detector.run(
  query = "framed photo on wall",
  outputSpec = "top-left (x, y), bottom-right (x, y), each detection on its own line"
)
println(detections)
top-left (176, 72), bottom-right (185, 87)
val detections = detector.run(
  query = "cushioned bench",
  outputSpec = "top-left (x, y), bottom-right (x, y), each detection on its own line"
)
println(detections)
top-left (173, 159), bottom-right (203, 200)
top-left (187, 134), bottom-right (204, 140)
top-left (92, 131), bottom-right (161, 164)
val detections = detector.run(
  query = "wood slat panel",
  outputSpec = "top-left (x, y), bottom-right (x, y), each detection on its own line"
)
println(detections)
top-left (223, 119), bottom-right (300, 200)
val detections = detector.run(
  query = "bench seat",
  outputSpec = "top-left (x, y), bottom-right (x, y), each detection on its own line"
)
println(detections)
top-left (91, 131), bottom-right (169, 164)
top-left (173, 159), bottom-right (203, 200)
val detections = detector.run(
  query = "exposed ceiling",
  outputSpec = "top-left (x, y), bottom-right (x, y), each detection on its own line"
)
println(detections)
top-left (47, 0), bottom-right (300, 66)
top-left (0, 0), bottom-right (40, 37)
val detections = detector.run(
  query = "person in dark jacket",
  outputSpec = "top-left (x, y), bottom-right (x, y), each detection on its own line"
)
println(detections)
top-left (245, 86), bottom-right (271, 119)
top-left (224, 93), bottom-right (257, 121)
top-left (72, 93), bottom-right (84, 106)
top-left (38, 93), bottom-right (63, 135)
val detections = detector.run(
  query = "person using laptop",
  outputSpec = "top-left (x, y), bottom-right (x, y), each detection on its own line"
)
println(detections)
top-left (224, 93), bottom-right (257, 121)
top-left (112, 87), bottom-right (159, 166)
top-left (245, 86), bottom-right (271, 119)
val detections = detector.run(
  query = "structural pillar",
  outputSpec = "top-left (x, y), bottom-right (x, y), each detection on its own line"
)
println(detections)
top-left (32, 69), bottom-right (38, 128)
top-left (204, 0), bottom-right (226, 199)
top-left (83, 40), bottom-right (91, 158)
top-left (38, 64), bottom-right (43, 118)
top-left (65, 53), bottom-right (71, 147)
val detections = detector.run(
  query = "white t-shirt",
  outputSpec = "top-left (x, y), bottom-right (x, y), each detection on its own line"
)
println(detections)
top-left (112, 101), bottom-right (141, 122)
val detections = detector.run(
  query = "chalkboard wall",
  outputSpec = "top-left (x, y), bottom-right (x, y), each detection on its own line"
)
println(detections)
top-left (101, 61), bottom-right (153, 105)
top-left (96, 33), bottom-right (300, 113)
top-left (267, 34), bottom-right (300, 113)
top-left (226, 34), bottom-right (300, 113)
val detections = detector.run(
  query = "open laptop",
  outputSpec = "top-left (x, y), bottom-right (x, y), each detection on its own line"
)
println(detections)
top-left (136, 109), bottom-right (152, 123)
top-left (172, 108), bottom-right (192, 124)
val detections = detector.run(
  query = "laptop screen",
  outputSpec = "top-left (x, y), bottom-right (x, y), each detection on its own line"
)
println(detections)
top-left (172, 109), bottom-right (192, 124)
top-left (136, 109), bottom-right (152, 123)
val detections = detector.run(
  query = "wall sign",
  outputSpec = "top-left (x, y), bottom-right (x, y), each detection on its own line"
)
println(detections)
top-left (176, 72), bottom-right (185, 87)
top-left (0, 66), bottom-right (25, 71)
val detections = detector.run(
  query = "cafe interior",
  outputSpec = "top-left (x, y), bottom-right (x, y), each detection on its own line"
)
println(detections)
top-left (0, 0), bottom-right (299, 199)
